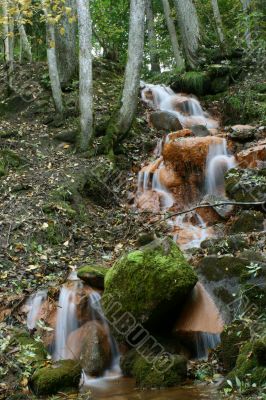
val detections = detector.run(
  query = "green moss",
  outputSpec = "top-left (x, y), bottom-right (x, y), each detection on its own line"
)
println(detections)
top-left (132, 354), bottom-right (187, 388)
top-left (30, 360), bottom-right (81, 395)
top-left (0, 149), bottom-right (27, 171)
top-left (0, 160), bottom-right (6, 177)
top-left (227, 340), bottom-right (266, 386)
top-left (77, 265), bottom-right (108, 289)
top-left (120, 349), bottom-right (138, 377)
top-left (102, 238), bottom-right (197, 335)
top-left (171, 71), bottom-right (211, 96)
top-left (220, 321), bottom-right (251, 371)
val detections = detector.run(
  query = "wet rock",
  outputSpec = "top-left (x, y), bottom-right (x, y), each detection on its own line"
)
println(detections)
top-left (167, 129), bottom-right (193, 140)
top-left (229, 210), bottom-right (264, 234)
top-left (77, 265), bottom-right (108, 289)
top-left (220, 321), bottom-right (250, 371)
top-left (102, 237), bottom-right (198, 337)
top-left (54, 130), bottom-right (77, 143)
top-left (191, 125), bottom-right (210, 137)
top-left (79, 321), bottom-right (112, 376)
top-left (200, 194), bottom-right (233, 219)
top-left (30, 359), bottom-right (81, 395)
top-left (228, 124), bottom-right (256, 142)
top-left (236, 140), bottom-right (266, 168)
top-left (132, 353), bottom-right (187, 388)
top-left (225, 168), bottom-right (266, 202)
top-left (163, 136), bottom-right (223, 173)
top-left (149, 111), bottom-right (182, 132)
top-left (201, 235), bottom-right (249, 255)
top-left (227, 339), bottom-right (266, 386)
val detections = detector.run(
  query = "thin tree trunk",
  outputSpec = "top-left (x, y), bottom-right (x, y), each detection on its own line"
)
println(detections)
top-left (240, 0), bottom-right (252, 48)
top-left (55, 0), bottom-right (78, 86)
top-left (76, 0), bottom-right (93, 151)
top-left (146, 0), bottom-right (160, 73)
top-left (42, 1), bottom-right (64, 115)
top-left (161, 0), bottom-right (184, 69)
top-left (173, 0), bottom-right (200, 69)
top-left (104, 0), bottom-right (146, 154)
top-left (211, 0), bottom-right (226, 47)
top-left (2, 0), bottom-right (10, 63)
top-left (17, 11), bottom-right (32, 62)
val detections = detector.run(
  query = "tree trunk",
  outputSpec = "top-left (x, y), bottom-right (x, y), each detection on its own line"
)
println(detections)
top-left (146, 0), bottom-right (160, 73)
top-left (2, 0), bottom-right (14, 91)
top-left (173, 0), bottom-right (200, 69)
top-left (2, 0), bottom-right (10, 63)
top-left (55, 0), bottom-right (78, 86)
top-left (76, 0), bottom-right (93, 151)
top-left (240, 0), bottom-right (252, 48)
top-left (17, 10), bottom-right (32, 63)
top-left (161, 0), bottom-right (184, 69)
top-left (211, 0), bottom-right (226, 47)
top-left (42, 1), bottom-right (64, 115)
top-left (104, 0), bottom-right (146, 154)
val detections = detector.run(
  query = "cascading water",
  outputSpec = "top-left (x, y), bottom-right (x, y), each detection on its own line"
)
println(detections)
top-left (205, 138), bottom-right (236, 196)
top-left (26, 290), bottom-right (47, 330)
top-left (53, 273), bottom-right (80, 361)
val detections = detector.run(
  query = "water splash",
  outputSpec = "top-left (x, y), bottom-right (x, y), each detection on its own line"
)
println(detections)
top-left (26, 290), bottom-right (47, 330)
top-left (172, 213), bottom-right (209, 250)
top-left (205, 138), bottom-right (236, 196)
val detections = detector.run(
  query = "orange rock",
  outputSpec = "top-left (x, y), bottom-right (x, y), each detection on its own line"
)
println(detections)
top-left (136, 191), bottom-right (161, 212)
top-left (167, 129), bottom-right (193, 141)
top-left (236, 140), bottom-right (266, 168)
top-left (163, 136), bottom-right (223, 174)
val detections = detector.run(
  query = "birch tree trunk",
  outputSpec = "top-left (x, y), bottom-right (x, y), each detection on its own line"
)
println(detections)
top-left (173, 0), bottom-right (200, 69)
top-left (17, 11), bottom-right (32, 62)
top-left (76, 0), bottom-right (93, 151)
top-left (146, 0), bottom-right (160, 73)
top-left (240, 0), bottom-right (252, 48)
top-left (104, 0), bottom-right (146, 153)
top-left (42, 1), bottom-right (64, 115)
top-left (2, 0), bottom-right (10, 63)
top-left (161, 0), bottom-right (184, 69)
top-left (55, 0), bottom-right (78, 86)
top-left (211, 0), bottom-right (225, 47)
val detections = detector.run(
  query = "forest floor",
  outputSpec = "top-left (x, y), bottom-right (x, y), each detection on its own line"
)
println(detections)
top-left (0, 60), bottom-right (265, 399)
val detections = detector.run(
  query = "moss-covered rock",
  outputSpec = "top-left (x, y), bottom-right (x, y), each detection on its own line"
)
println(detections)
top-left (201, 235), bottom-right (249, 255)
top-left (229, 211), bottom-right (264, 234)
top-left (102, 238), bottom-right (198, 336)
top-left (42, 200), bottom-right (76, 218)
top-left (30, 360), bottom-right (81, 395)
top-left (171, 71), bottom-right (211, 96)
top-left (227, 339), bottom-right (266, 386)
top-left (77, 265), bottom-right (108, 289)
top-left (225, 168), bottom-right (266, 202)
top-left (197, 255), bottom-right (249, 281)
top-left (220, 321), bottom-right (251, 371)
top-left (0, 149), bottom-right (27, 171)
top-left (120, 349), bottom-right (138, 377)
top-left (132, 353), bottom-right (187, 389)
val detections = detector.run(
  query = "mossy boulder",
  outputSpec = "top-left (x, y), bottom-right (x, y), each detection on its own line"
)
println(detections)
top-left (229, 211), bottom-right (264, 234)
top-left (220, 321), bottom-right (251, 371)
top-left (227, 339), bottom-right (266, 386)
top-left (132, 353), bottom-right (187, 389)
top-left (77, 265), bottom-right (108, 289)
top-left (225, 168), bottom-right (266, 202)
top-left (30, 360), bottom-right (81, 395)
top-left (102, 238), bottom-right (198, 336)
top-left (171, 71), bottom-right (211, 96)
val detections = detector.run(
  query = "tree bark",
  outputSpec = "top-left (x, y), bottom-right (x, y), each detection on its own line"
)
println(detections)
top-left (240, 0), bottom-right (252, 48)
top-left (17, 10), bottom-right (32, 63)
top-left (211, 0), bottom-right (226, 47)
top-left (146, 0), bottom-right (160, 73)
top-left (76, 0), bottom-right (93, 151)
top-left (42, 1), bottom-right (64, 115)
top-left (2, 0), bottom-right (10, 63)
top-left (161, 0), bottom-right (184, 69)
top-left (55, 0), bottom-right (78, 86)
top-left (104, 0), bottom-right (146, 154)
top-left (173, 0), bottom-right (200, 69)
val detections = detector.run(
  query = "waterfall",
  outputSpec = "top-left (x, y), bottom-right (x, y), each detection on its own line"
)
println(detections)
top-left (53, 277), bottom-right (80, 361)
top-left (205, 138), bottom-right (236, 196)
top-left (26, 290), bottom-right (47, 330)
top-left (152, 164), bottom-right (174, 209)
top-left (141, 83), bottom-right (218, 129)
